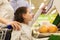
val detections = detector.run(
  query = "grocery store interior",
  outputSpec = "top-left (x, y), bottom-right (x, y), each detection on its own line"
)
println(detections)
top-left (0, 0), bottom-right (60, 40)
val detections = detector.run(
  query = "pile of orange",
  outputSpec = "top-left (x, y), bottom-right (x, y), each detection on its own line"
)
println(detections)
top-left (38, 25), bottom-right (58, 33)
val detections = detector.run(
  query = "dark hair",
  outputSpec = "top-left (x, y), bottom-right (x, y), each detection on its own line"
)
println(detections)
top-left (14, 7), bottom-right (27, 23)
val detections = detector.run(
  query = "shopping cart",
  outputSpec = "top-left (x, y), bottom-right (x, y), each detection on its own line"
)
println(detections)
top-left (0, 28), bottom-right (11, 40)
top-left (0, 25), bottom-right (12, 40)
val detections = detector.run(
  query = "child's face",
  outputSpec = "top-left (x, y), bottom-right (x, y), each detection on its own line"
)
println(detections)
top-left (22, 8), bottom-right (33, 22)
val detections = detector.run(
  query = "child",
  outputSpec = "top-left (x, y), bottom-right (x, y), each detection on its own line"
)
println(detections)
top-left (11, 7), bottom-right (33, 40)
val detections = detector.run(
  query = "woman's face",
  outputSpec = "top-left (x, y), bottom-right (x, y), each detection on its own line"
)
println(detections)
top-left (22, 8), bottom-right (33, 22)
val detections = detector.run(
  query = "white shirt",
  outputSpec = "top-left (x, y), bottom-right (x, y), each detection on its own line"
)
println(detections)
top-left (0, 0), bottom-right (14, 21)
top-left (0, 0), bottom-right (14, 26)
top-left (11, 23), bottom-right (33, 40)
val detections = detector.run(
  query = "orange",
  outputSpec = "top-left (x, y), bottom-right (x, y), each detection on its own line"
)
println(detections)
top-left (38, 25), bottom-right (48, 33)
top-left (48, 25), bottom-right (58, 33)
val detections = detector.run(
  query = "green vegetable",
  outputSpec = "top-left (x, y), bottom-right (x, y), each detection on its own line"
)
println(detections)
top-left (48, 35), bottom-right (60, 40)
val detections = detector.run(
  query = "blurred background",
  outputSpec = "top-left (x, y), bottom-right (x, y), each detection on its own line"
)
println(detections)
top-left (27, 0), bottom-right (58, 27)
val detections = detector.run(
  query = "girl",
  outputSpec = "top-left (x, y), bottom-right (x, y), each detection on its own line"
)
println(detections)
top-left (11, 7), bottom-right (33, 40)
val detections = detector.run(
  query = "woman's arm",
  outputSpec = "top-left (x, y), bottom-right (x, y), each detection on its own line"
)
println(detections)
top-left (0, 17), bottom-right (21, 30)
top-left (0, 17), bottom-right (9, 25)
top-left (0, 0), bottom-right (3, 5)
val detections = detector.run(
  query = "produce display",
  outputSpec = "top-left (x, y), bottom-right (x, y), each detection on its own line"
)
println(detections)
top-left (32, 23), bottom-right (60, 38)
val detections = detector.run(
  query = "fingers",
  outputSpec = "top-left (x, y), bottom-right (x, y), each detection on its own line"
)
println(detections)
top-left (11, 23), bottom-right (16, 30)
top-left (14, 21), bottom-right (21, 30)
top-left (15, 21), bottom-right (20, 25)
top-left (13, 22), bottom-right (20, 30)
top-left (8, 21), bottom-right (21, 30)
top-left (0, 28), bottom-right (1, 30)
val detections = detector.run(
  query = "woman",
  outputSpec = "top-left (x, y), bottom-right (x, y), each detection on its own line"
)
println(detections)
top-left (11, 7), bottom-right (33, 40)
top-left (0, 0), bottom-right (20, 30)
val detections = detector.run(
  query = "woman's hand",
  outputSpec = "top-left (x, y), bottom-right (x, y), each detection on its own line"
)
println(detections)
top-left (7, 21), bottom-right (21, 30)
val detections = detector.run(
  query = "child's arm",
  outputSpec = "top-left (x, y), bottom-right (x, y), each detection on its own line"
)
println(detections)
top-left (30, 0), bottom-right (54, 26)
